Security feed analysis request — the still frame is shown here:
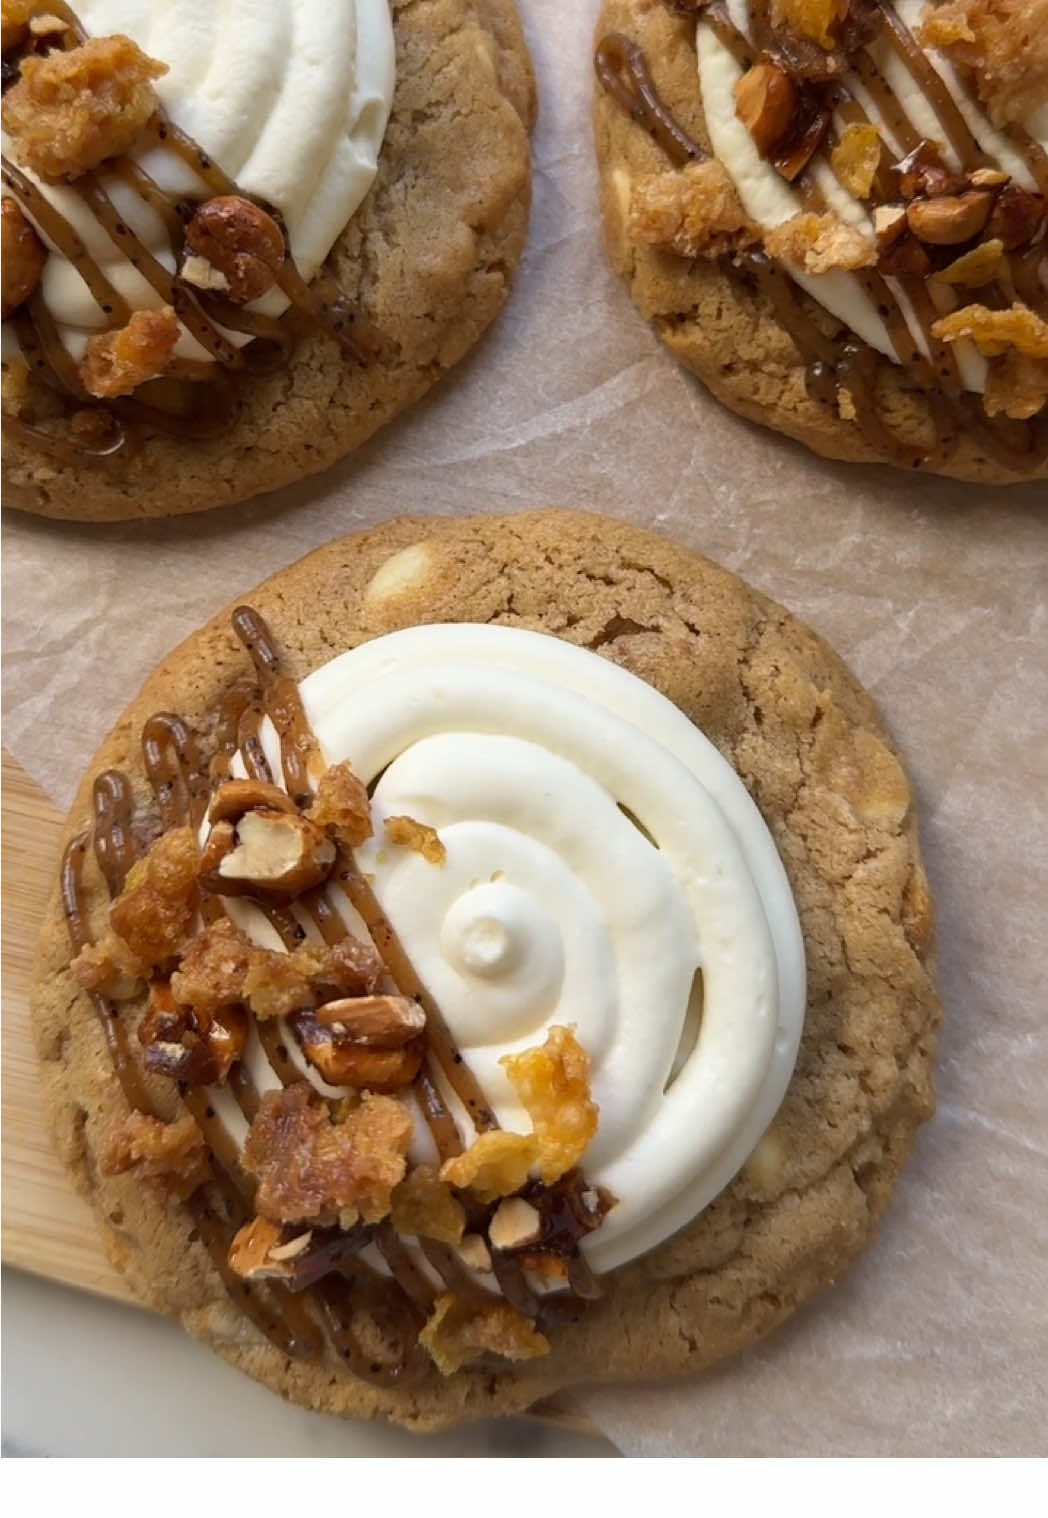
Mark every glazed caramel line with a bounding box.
[594,33,704,167]
[1,157,129,322]
[872,0,991,171]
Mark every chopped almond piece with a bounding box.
[419,1293,549,1376]
[764,212,876,273]
[983,351,1048,419]
[918,0,1048,129]
[2,34,167,181]
[440,1131,538,1203]
[227,1216,309,1280]
[830,123,881,199]
[108,826,198,967]
[930,302,1048,358]
[294,1013,423,1091]
[243,1083,412,1225]
[385,815,447,866]
[99,1111,209,1198]
[390,1165,466,1245]
[80,307,180,399]
[502,1026,599,1186]
[138,978,248,1086]
[628,160,758,260]
[307,760,372,849]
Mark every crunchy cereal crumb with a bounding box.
[771,0,847,49]
[29,13,68,37]
[307,760,373,850]
[80,306,179,398]
[70,929,145,999]
[99,1111,209,1199]
[227,1216,309,1280]
[1,355,31,417]
[440,1130,538,1203]
[170,919,253,1014]
[830,122,881,199]
[391,1165,466,1244]
[628,160,758,259]
[385,815,447,866]
[983,351,1048,419]
[179,253,231,294]
[241,935,384,1020]
[764,212,876,273]
[2,34,166,181]
[419,1293,549,1375]
[930,301,1048,358]
[918,0,1048,128]
[243,1083,412,1225]
[109,826,198,967]
[502,1025,599,1186]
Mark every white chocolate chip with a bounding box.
[363,543,434,612]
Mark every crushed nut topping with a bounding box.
[178,253,231,295]
[184,195,285,304]
[764,211,876,273]
[138,978,248,1085]
[830,122,881,199]
[502,1026,599,1187]
[294,1013,424,1090]
[243,1083,412,1226]
[419,1293,550,1376]
[906,189,993,246]
[99,1111,209,1199]
[385,815,447,866]
[243,936,386,1018]
[208,779,297,825]
[735,58,798,156]
[390,1165,466,1245]
[1,34,167,182]
[628,160,758,259]
[930,301,1048,358]
[200,808,336,901]
[108,826,198,968]
[1,196,47,319]
[306,760,373,850]
[80,307,180,399]
[227,1216,312,1281]
[918,0,1048,130]
[489,1196,543,1252]
[440,1130,538,1203]
[313,993,425,1046]
[983,351,1048,419]
[169,919,252,1014]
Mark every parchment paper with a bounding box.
[2,0,1045,1457]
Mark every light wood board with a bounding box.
[0,749,595,1435]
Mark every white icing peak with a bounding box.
[699,0,1048,395]
[4,0,395,359]
[228,625,806,1276]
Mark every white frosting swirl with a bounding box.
[3,0,395,360]
[230,626,806,1275]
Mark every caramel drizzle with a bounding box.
[63,608,605,1383]
[2,2,376,462]
[596,4,1048,472]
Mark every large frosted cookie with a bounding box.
[31,511,941,1429]
[593,0,1048,482]
[1,1,534,520]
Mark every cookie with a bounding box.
[1,0,534,520]
[31,510,941,1430]
[593,0,1048,483]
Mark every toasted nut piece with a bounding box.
[184,195,285,303]
[873,203,907,247]
[204,809,335,899]
[877,231,932,277]
[313,994,426,1048]
[208,778,296,825]
[734,58,797,156]
[1,196,46,318]
[179,253,230,293]
[457,1233,493,1273]
[228,1216,294,1280]
[906,190,993,245]
[986,184,1045,251]
[294,1013,423,1091]
[895,143,966,201]
[198,818,235,876]
[268,1229,314,1261]
[489,1197,543,1252]
[80,306,180,398]
[970,168,1010,188]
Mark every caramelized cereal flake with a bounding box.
[109,826,198,967]
[390,1165,466,1244]
[930,301,1048,357]
[170,919,253,1014]
[80,306,180,398]
[70,929,145,1000]
[385,815,447,865]
[2,34,167,181]
[440,1131,539,1203]
[243,1083,412,1225]
[628,160,758,259]
[99,1111,209,1199]
[502,1026,599,1186]
[420,1293,549,1376]
[307,760,372,849]
[830,123,881,199]
[983,351,1048,419]
[918,0,1048,128]
[771,0,848,49]
[764,211,876,273]
[1,196,47,319]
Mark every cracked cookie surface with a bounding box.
[31,509,941,1429]
[3,0,535,521]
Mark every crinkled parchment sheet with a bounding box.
[2,0,1045,1458]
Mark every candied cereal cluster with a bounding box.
[764,211,876,273]
[100,1111,209,1199]
[919,0,1048,129]
[80,308,180,399]
[628,160,758,259]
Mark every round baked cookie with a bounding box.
[593,0,1048,483]
[1,1,535,521]
[32,510,941,1430]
